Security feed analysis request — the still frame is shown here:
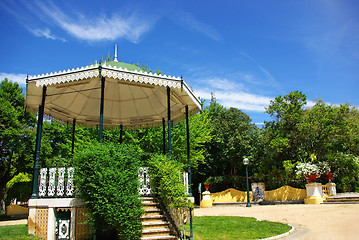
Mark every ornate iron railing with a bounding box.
[38,167,74,197]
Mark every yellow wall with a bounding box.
[264,185,306,201]
[6,205,28,216]
[211,188,253,203]
[210,185,306,203]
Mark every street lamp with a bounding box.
[243,158,252,207]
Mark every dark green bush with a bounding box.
[148,154,191,208]
[73,142,143,240]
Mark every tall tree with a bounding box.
[204,98,262,181]
[264,91,307,164]
[0,79,35,212]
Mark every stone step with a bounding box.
[142,228,173,238]
[141,196,178,240]
[326,196,359,200]
[142,221,170,230]
[323,196,359,204]
[141,235,177,240]
[142,201,159,206]
[141,214,167,222]
[143,208,162,216]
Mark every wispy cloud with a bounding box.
[1,0,157,43]
[26,26,66,42]
[0,73,27,86]
[35,1,155,43]
[171,11,222,41]
[193,77,271,112]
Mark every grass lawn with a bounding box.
[0,225,41,240]
[185,216,292,240]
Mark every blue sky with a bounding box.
[1,0,358,125]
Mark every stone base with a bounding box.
[200,199,213,208]
[304,196,323,204]
[28,198,90,240]
[200,191,212,208]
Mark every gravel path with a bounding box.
[194,204,359,240]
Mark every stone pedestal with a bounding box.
[304,182,323,204]
[200,191,212,208]
[326,182,337,196]
[28,198,89,240]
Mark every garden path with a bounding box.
[195,203,359,240]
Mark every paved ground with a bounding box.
[195,204,359,240]
[0,219,27,226]
[1,203,358,239]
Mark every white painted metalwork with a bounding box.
[57,167,66,197]
[58,219,70,239]
[183,172,189,195]
[138,167,151,196]
[48,168,57,197]
[38,168,48,197]
[66,167,74,196]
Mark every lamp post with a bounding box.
[243,158,251,207]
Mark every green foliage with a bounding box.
[148,154,191,208]
[200,98,263,191]
[329,153,359,192]
[5,173,32,205]
[73,143,144,239]
[263,91,359,191]
[0,78,36,213]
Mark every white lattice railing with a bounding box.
[38,167,189,198]
[138,167,189,196]
[38,167,74,197]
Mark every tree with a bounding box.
[263,91,359,191]
[264,91,307,164]
[200,98,263,191]
[0,79,36,213]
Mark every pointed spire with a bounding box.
[114,44,118,62]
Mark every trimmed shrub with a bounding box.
[148,154,191,208]
[73,142,143,240]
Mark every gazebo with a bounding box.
[25,51,201,239]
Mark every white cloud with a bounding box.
[26,27,66,42]
[172,11,222,41]
[201,78,244,91]
[194,86,271,112]
[0,73,27,86]
[2,0,156,43]
[36,2,154,43]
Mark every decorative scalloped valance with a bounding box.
[26,61,201,129]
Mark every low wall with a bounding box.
[6,205,29,216]
[210,185,306,203]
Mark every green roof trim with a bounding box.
[104,61,145,72]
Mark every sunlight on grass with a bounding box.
[185,216,291,240]
[0,224,41,240]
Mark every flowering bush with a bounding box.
[295,162,330,176]
[296,163,320,176]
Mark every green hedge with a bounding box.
[148,154,191,209]
[73,142,143,240]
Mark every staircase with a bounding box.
[323,195,359,204]
[141,197,178,240]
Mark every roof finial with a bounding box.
[114,44,118,62]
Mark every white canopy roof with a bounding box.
[26,61,202,129]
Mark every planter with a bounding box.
[304,182,323,204]
[204,183,210,191]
